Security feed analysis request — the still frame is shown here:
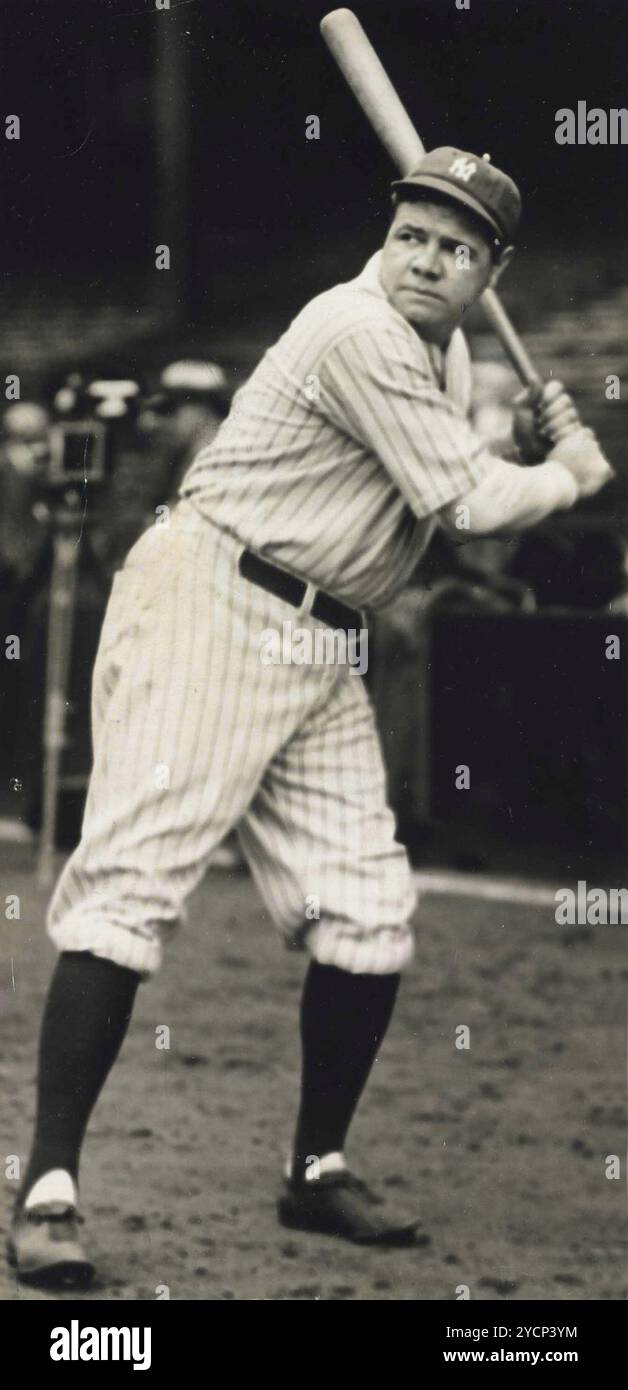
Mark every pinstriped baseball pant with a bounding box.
[47,498,416,977]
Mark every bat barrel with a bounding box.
[320,9,425,174]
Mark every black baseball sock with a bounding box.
[18,950,140,1205]
[292,960,400,1181]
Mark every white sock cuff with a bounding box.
[24,1169,78,1210]
[284,1151,347,1181]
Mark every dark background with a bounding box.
[2,0,627,255]
[1,0,626,330]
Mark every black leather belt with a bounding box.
[239,549,362,633]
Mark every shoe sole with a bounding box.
[7,1239,94,1290]
[277,1199,430,1248]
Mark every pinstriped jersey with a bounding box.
[180,250,497,610]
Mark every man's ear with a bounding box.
[489,244,515,289]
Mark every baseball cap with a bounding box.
[160,360,229,395]
[391,147,521,247]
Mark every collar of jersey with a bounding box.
[353,250,447,387]
[352,250,389,299]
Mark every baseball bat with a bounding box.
[320,8,543,392]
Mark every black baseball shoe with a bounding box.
[277,1170,429,1247]
[7,1201,94,1289]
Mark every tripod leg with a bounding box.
[37,531,79,887]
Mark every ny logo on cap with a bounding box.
[449,156,477,183]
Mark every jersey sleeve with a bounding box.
[318,322,498,519]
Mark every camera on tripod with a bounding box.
[47,375,141,488]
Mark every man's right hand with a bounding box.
[546,426,614,499]
[513,379,581,462]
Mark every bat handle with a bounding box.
[482,288,579,442]
[480,288,541,390]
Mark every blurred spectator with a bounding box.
[507,531,578,608]
[0,402,51,585]
[0,403,53,819]
[140,358,231,497]
[608,537,628,616]
[570,531,627,610]
[509,528,628,611]
[470,358,519,456]
[104,359,231,568]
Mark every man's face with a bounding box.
[379,198,511,345]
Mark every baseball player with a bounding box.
[8,148,611,1286]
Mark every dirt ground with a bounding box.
[0,842,625,1302]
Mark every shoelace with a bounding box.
[24,1206,84,1226]
[331,1173,382,1205]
